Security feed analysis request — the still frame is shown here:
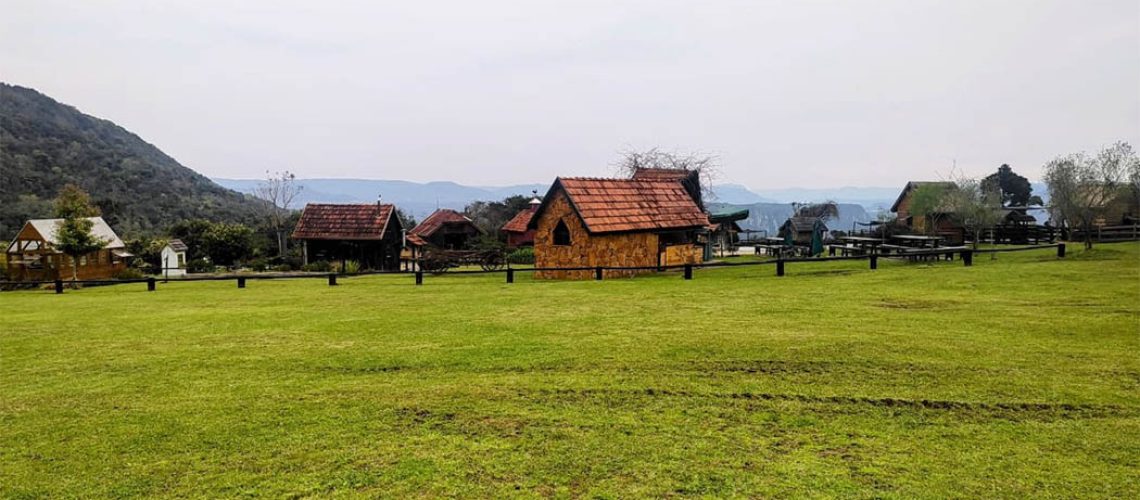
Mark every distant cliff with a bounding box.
[708,202,874,235]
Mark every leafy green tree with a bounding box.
[52,184,107,282]
[982,164,1043,207]
[1043,141,1138,249]
[202,222,254,266]
[945,177,1003,250]
[465,195,535,237]
[907,184,952,235]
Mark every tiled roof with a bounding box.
[631,167,695,181]
[405,233,427,246]
[292,203,395,240]
[544,177,709,234]
[501,206,537,233]
[167,239,189,252]
[410,209,476,237]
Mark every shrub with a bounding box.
[114,268,147,280]
[248,258,269,272]
[301,260,332,273]
[187,258,213,274]
[507,247,535,265]
[342,260,361,275]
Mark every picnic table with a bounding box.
[891,235,943,249]
[837,236,886,255]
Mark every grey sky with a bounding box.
[2,0,1137,189]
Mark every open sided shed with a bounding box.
[291,203,404,270]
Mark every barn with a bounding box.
[5,217,129,281]
[528,177,709,279]
[409,209,481,249]
[291,203,405,271]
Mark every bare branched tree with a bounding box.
[253,170,303,257]
[944,176,1003,250]
[612,147,720,202]
[1043,141,1136,249]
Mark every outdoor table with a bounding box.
[839,236,886,254]
[891,235,943,249]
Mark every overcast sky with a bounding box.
[2,0,1137,189]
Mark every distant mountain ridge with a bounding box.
[0,83,261,240]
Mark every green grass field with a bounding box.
[2,244,1138,498]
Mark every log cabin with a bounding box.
[5,217,129,281]
[409,209,481,249]
[528,177,709,279]
[890,181,965,243]
[291,202,405,270]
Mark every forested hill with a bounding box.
[0,83,261,240]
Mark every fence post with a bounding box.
[1057,243,1066,258]
[962,250,973,267]
[147,277,156,292]
[506,268,514,284]
[237,277,246,288]
[415,270,423,286]
[684,264,693,280]
[328,273,337,286]
[55,279,63,294]
[870,255,878,270]
[776,259,785,277]
[595,266,603,281]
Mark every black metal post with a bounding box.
[595,266,603,280]
[776,259,785,277]
[870,255,878,270]
[506,269,514,283]
[328,273,337,286]
[415,270,423,286]
[962,250,973,267]
[54,279,63,294]
[147,277,156,292]
[684,264,693,280]
[1057,243,1066,258]
[237,277,246,288]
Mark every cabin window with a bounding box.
[553,219,572,246]
[178,253,186,267]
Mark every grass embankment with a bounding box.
[1,243,1138,497]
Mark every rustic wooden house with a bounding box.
[501,197,542,247]
[409,209,481,249]
[890,181,964,241]
[5,217,129,281]
[528,177,709,279]
[779,216,828,255]
[291,203,404,270]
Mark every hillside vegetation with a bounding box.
[0,83,261,240]
[1,243,1137,497]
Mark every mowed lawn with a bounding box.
[2,244,1138,498]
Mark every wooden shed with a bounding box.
[779,216,828,256]
[409,209,482,249]
[291,203,404,270]
[5,217,129,281]
[528,177,709,279]
[501,198,542,247]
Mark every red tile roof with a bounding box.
[405,233,427,247]
[540,177,709,234]
[409,209,476,237]
[292,203,396,240]
[501,206,537,233]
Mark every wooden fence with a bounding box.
[0,244,1069,293]
[1069,224,1140,243]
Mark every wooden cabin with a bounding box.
[501,198,542,247]
[409,209,481,249]
[528,177,709,279]
[5,217,129,281]
[291,203,404,270]
[779,217,829,256]
[890,181,965,243]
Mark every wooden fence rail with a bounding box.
[1,244,1067,293]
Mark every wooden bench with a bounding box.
[827,244,864,257]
